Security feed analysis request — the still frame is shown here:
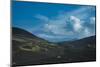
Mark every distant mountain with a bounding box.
[58,35,96,48]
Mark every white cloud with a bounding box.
[37,33,54,39]
[84,28,91,36]
[35,14,49,22]
[44,23,59,34]
[44,23,72,35]
[70,16,82,32]
[90,17,95,24]
[34,7,95,42]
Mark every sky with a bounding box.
[12,1,96,42]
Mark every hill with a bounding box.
[12,27,96,66]
[12,27,64,66]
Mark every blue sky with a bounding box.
[12,1,96,42]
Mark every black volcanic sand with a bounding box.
[12,27,96,66]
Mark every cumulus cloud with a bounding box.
[83,28,91,37]
[90,17,95,24]
[70,16,82,32]
[33,7,96,42]
[44,23,67,35]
